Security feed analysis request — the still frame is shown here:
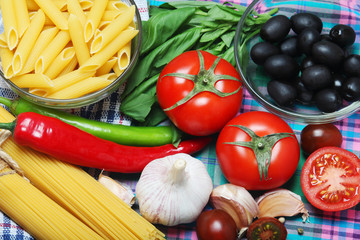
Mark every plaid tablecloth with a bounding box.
[1,0,360,239]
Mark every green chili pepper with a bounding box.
[0,97,181,147]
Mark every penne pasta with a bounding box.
[15,0,31,38]
[96,56,117,76]
[101,10,123,21]
[30,69,96,96]
[53,0,67,11]
[0,34,8,48]
[0,47,15,78]
[10,73,53,88]
[91,5,135,54]
[12,9,45,75]
[27,0,40,11]
[58,57,78,76]
[84,0,109,42]
[107,1,130,11]
[81,28,138,72]
[19,27,59,75]
[79,0,93,11]
[35,30,71,73]
[43,11,69,26]
[44,46,76,79]
[33,0,68,30]
[117,41,131,70]
[68,14,90,66]
[47,73,116,99]
[67,0,87,26]
[0,0,19,50]
[112,61,124,77]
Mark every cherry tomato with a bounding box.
[156,50,243,136]
[301,147,360,211]
[300,123,343,155]
[247,217,287,240]
[196,209,237,240]
[216,111,300,190]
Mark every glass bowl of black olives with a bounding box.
[234,0,360,123]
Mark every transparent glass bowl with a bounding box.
[234,0,360,123]
[0,0,142,109]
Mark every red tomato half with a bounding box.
[301,147,360,211]
[156,50,243,136]
[216,111,300,190]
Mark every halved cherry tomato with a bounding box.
[301,146,360,211]
[247,217,287,240]
[156,50,243,136]
[216,111,300,190]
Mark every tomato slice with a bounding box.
[301,146,360,211]
[247,217,287,240]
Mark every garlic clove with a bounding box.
[135,153,213,226]
[256,188,309,222]
[210,184,260,231]
[98,173,135,206]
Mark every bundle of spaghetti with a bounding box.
[0,138,104,240]
[0,106,165,240]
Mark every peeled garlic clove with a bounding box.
[98,173,135,206]
[256,188,309,222]
[210,184,259,231]
[135,153,213,226]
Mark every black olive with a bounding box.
[293,77,314,104]
[329,24,356,47]
[290,12,323,34]
[260,15,291,43]
[311,40,345,69]
[250,42,281,65]
[332,73,347,91]
[279,36,301,57]
[320,34,333,42]
[297,27,321,55]
[300,65,333,91]
[264,54,300,80]
[300,56,316,70]
[341,77,360,102]
[343,54,360,77]
[267,80,297,106]
[314,88,343,113]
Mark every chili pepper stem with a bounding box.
[0,96,13,108]
[0,120,16,133]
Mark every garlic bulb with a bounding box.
[210,184,259,233]
[98,172,135,206]
[256,188,309,222]
[135,153,213,226]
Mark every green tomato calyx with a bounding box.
[224,125,295,181]
[160,50,241,111]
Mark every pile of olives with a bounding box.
[250,12,360,113]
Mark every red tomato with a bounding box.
[196,209,237,240]
[156,50,243,136]
[216,111,300,190]
[247,217,287,240]
[301,147,360,211]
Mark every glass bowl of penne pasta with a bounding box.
[0,0,142,109]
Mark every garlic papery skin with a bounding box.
[210,183,259,232]
[135,153,213,226]
[98,173,135,206]
[256,188,309,222]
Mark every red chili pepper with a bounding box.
[1,112,211,173]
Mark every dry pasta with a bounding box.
[58,57,78,76]
[19,27,59,75]
[33,0,68,30]
[79,0,93,11]
[117,41,131,70]
[47,73,116,99]
[84,0,109,42]
[67,0,87,26]
[35,30,71,73]
[68,14,91,65]
[0,0,19,50]
[0,33,7,48]
[10,73,53,88]
[26,0,40,11]
[15,0,31,38]
[96,56,117,76]
[0,47,15,78]
[91,5,135,54]
[81,29,138,72]
[12,9,45,75]
[43,46,76,79]
[0,108,166,240]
